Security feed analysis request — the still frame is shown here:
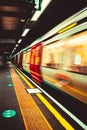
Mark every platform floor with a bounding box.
[0,62,87,130]
[0,62,52,130]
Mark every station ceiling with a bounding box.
[0,0,87,57]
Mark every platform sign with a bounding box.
[34,0,42,10]
[23,0,42,10]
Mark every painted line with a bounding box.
[10,68,52,130]
[37,93,74,130]
[15,67,87,130]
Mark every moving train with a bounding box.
[12,7,87,104]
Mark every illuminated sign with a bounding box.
[24,0,42,10]
[34,0,42,10]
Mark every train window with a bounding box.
[17,54,20,64]
[41,44,60,69]
[62,31,87,74]
[31,49,35,65]
[31,46,41,66]
[34,46,40,65]
[19,53,23,62]
[23,51,30,63]
[23,53,25,62]
[42,31,87,74]
[25,52,30,64]
[74,55,81,65]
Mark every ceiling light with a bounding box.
[22,28,30,37]
[18,39,22,43]
[21,19,25,22]
[31,0,52,21]
[15,44,19,47]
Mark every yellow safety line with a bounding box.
[11,68,52,130]
[36,93,74,130]
[16,69,34,89]
[15,68,75,130]
[10,69,29,130]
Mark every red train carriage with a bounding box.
[30,42,42,84]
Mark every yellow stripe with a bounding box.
[15,68,34,89]
[11,68,52,130]
[58,22,77,34]
[10,69,29,130]
[37,93,74,130]
[15,68,74,130]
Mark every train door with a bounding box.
[19,52,23,70]
[14,55,18,66]
[22,50,30,74]
[30,42,42,84]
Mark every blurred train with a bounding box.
[12,7,87,104]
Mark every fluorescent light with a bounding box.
[21,19,25,22]
[18,39,22,43]
[31,0,52,21]
[16,44,19,47]
[22,28,30,37]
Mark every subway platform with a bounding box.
[0,62,52,130]
[0,62,87,130]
